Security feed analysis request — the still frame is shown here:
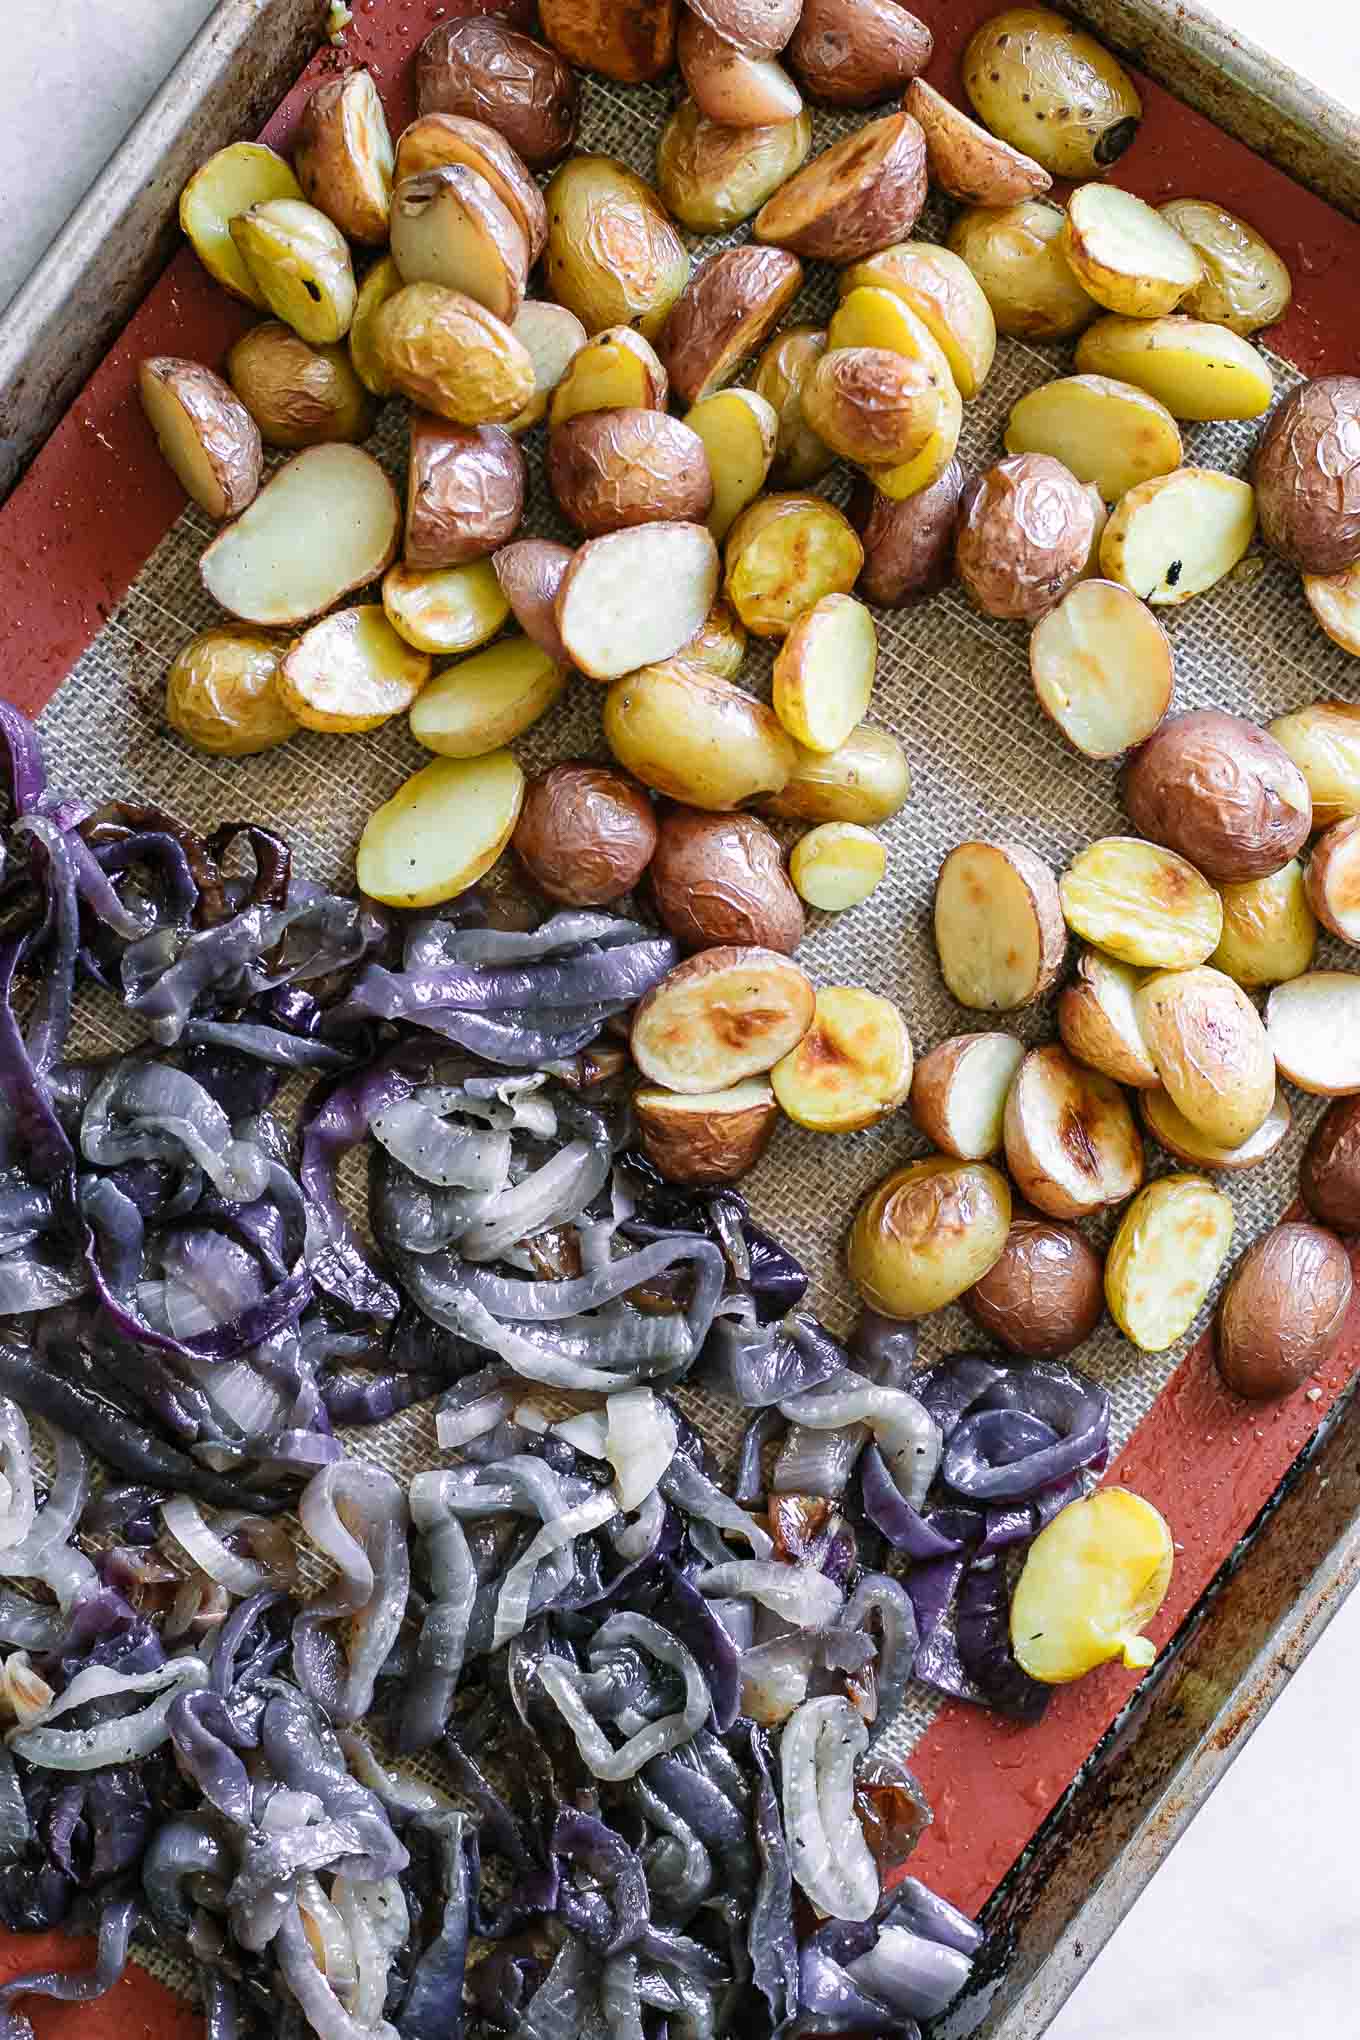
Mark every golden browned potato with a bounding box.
[1300,1094,1360,1233]
[651,809,803,953]
[179,142,302,305]
[824,283,962,497]
[229,200,356,346]
[409,637,566,757]
[635,1081,778,1185]
[278,605,432,733]
[165,629,298,757]
[394,113,548,262]
[934,838,1067,1010]
[558,523,720,680]
[842,242,996,400]
[1058,949,1158,1089]
[1212,861,1317,989]
[1268,700,1360,827]
[948,199,1097,342]
[906,78,1050,205]
[752,325,834,486]
[1266,971,1360,1095]
[786,0,932,105]
[349,255,402,395]
[1252,376,1360,574]
[1105,1173,1233,1353]
[1122,710,1311,884]
[513,762,657,904]
[389,166,530,325]
[632,946,816,1091]
[1304,817,1360,945]
[1304,563,1360,659]
[1003,1044,1143,1219]
[1031,580,1173,761]
[848,461,963,606]
[1061,184,1202,319]
[604,662,794,808]
[507,300,589,431]
[1100,468,1258,604]
[1135,965,1275,1148]
[659,246,804,408]
[138,357,262,520]
[910,1030,1024,1160]
[758,722,909,824]
[406,414,526,569]
[685,388,778,543]
[1005,375,1182,505]
[1012,1488,1172,1681]
[417,18,578,166]
[955,454,1098,623]
[1060,836,1222,970]
[383,559,509,657]
[771,986,912,1132]
[544,154,689,341]
[772,594,876,754]
[724,493,864,637]
[548,325,668,428]
[848,1156,1012,1317]
[753,112,928,263]
[1158,199,1292,336]
[680,599,747,678]
[538,0,677,81]
[199,444,400,627]
[1216,1224,1353,1399]
[657,100,811,234]
[1075,316,1273,421]
[292,68,394,245]
[789,823,886,911]
[227,323,373,449]
[677,15,805,126]
[800,344,954,471]
[372,283,535,424]
[1140,1085,1290,1173]
[962,7,1141,178]
[965,1206,1103,1358]
[548,409,713,535]
[493,540,573,663]
[357,750,526,908]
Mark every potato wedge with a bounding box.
[390,166,529,325]
[910,1031,1024,1160]
[724,494,864,638]
[506,301,588,432]
[227,323,373,449]
[681,600,748,679]
[632,947,815,1093]
[1099,467,1257,606]
[277,606,431,734]
[1305,818,1360,945]
[493,541,574,664]
[1136,965,1275,1147]
[383,560,508,656]
[417,19,578,168]
[660,247,804,408]
[405,415,525,571]
[789,822,885,910]
[165,629,298,758]
[1004,376,1182,506]
[1304,564,1360,658]
[771,986,912,1133]
[1122,709,1312,885]
[200,444,400,628]
[963,8,1141,180]
[758,722,909,824]
[684,388,778,543]
[752,326,835,486]
[947,198,1096,343]
[1158,199,1292,337]
[1216,1223,1353,1401]
[373,282,535,425]
[293,68,394,244]
[558,523,719,681]
[1141,1084,1290,1173]
[906,78,1050,205]
[394,113,548,262]
[179,143,303,306]
[650,809,802,952]
[549,409,713,536]
[1105,1174,1233,1353]
[1061,185,1201,319]
[772,595,876,754]
[1266,971,1360,1094]
[349,255,402,396]
[658,99,811,232]
[409,637,567,758]
[849,1157,1011,1317]
[848,462,963,607]
[1003,1044,1143,1219]
[677,15,805,126]
[635,1080,777,1185]
[357,750,526,908]
[687,0,800,59]
[956,455,1098,624]
[1074,315,1273,421]
[1057,949,1158,1088]
[230,199,356,345]
[1267,701,1360,828]
[138,357,262,520]
[1030,580,1172,761]
[786,0,932,105]
[604,663,794,809]
[543,155,689,341]
[1060,836,1222,969]
[548,326,668,430]
[965,1208,1104,1358]
[538,0,677,83]
[753,113,928,264]
[1212,861,1317,989]
[934,840,1066,1011]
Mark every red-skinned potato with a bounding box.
[493,540,574,663]
[548,409,713,535]
[631,946,816,1092]
[227,323,373,448]
[405,415,526,569]
[677,16,805,127]
[848,461,963,605]
[537,0,678,82]
[292,68,394,245]
[910,1031,1024,1159]
[393,114,548,262]
[1122,710,1312,883]
[1003,1043,1143,1218]
[417,18,578,167]
[786,0,932,106]
[512,763,657,905]
[1300,1095,1360,1232]
[1251,375,1360,575]
[966,1206,1104,1357]
[848,1156,1012,1317]
[659,246,804,407]
[1216,1223,1354,1399]
[686,0,802,60]
[1304,817,1360,944]
[955,454,1097,622]
[753,113,928,263]
[635,1080,778,1185]
[138,358,262,520]
[906,78,1050,204]
[650,809,803,953]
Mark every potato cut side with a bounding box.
[508,301,588,431]
[1060,836,1222,968]
[759,723,909,825]
[677,14,804,126]
[685,388,777,543]
[934,840,1067,1011]
[906,78,1050,206]
[773,594,876,754]
[409,637,568,758]
[1212,861,1317,989]
[138,357,262,520]
[200,445,400,628]
[1030,579,1173,760]
[1004,375,1182,504]
[724,494,863,638]
[910,1031,1024,1160]
[393,113,548,261]
[1305,817,1360,944]
[1061,184,1202,318]
[383,559,509,655]
[789,822,886,910]
[1058,948,1158,1088]
[493,540,573,663]
[1266,972,1360,1094]
[1075,315,1273,420]
[753,113,927,264]
[634,1081,778,1186]
[549,327,668,429]
[828,285,955,380]
[1141,1085,1290,1173]
[1011,1490,1171,1685]
[229,199,357,346]
[1003,1044,1143,1219]
[1105,1175,1233,1353]
[557,523,719,680]
[1267,701,1360,828]
[293,68,394,245]
[1135,966,1275,1148]
[841,242,996,401]
[178,142,303,305]
[349,255,402,395]
[390,166,529,325]
[771,986,912,1133]
[1304,564,1360,658]
[277,606,431,733]
[357,751,526,908]
[631,947,816,1093]
[1099,467,1257,605]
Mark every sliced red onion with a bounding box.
[780,1695,880,1922]
[338,937,677,1023]
[535,1610,708,1780]
[943,1362,1110,1501]
[771,1421,868,1499]
[81,1060,269,1203]
[297,1872,359,1994]
[492,1489,618,1648]
[694,1561,842,1628]
[860,1446,966,1557]
[160,1497,272,1596]
[275,1901,400,2040]
[660,1456,772,1560]
[779,1378,941,1509]
[294,1461,410,1725]
[334,1873,410,2029]
[0,1398,35,1550]
[740,1635,816,1726]
[8,1652,209,1768]
[955,1556,1051,1720]
[885,1877,985,1959]
[368,1097,511,1192]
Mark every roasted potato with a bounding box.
[513,762,657,905]
[1123,709,1311,885]
[1075,315,1273,421]
[634,1081,778,1185]
[848,462,963,607]
[650,809,803,953]
[229,200,356,346]
[1266,971,1360,1095]
[1061,184,1202,319]
[786,0,932,106]
[548,409,713,536]
[409,636,566,757]
[1212,860,1317,989]
[293,68,394,244]
[357,749,526,907]
[165,628,298,757]
[687,0,801,59]
[507,301,589,432]
[724,493,864,637]
[1157,200,1292,336]
[558,523,719,680]
[1300,1094,1360,1233]
[138,357,262,520]
[1306,818,1360,945]
[349,255,402,396]
[910,1030,1024,1160]
[604,662,794,808]
[1012,1489,1171,1682]
[417,18,578,166]
[492,540,573,664]
[1031,580,1172,762]
[955,454,1097,623]
[1003,1043,1143,1219]
[758,722,909,824]
[1268,700,1360,828]
[771,986,912,1132]
[1216,1224,1354,1399]
[948,199,1096,342]
[179,142,303,305]
[383,559,508,657]
[544,155,689,341]
[802,343,954,473]
[753,113,928,264]
[405,415,525,571]
[1141,1084,1290,1173]
[657,99,811,233]
[631,946,816,1092]
[1135,965,1274,1148]
[1252,375,1360,575]
[537,0,677,82]
[372,283,535,425]
[965,1206,1103,1358]
[842,243,996,400]
[773,594,877,754]
[227,323,373,448]
[677,16,805,126]
[1105,1173,1234,1354]
[962,7,1141,178]
[199,444,400,627]
[660,247,804,408]
[684,388,778,541]
[1005,375,1182,506]
[389,166,530,325]
[934,839,1067,1011]
[1101,467,1258,605]
[906,78,1049,205]
[1058,949,1158,1089]
[1060,836,1222,970]
[848,1157,1011,1317]
[789,822,886,910]
[277,606,431,733]
[1304,564,1360,659]
[548,325,668,430]
[680,599,748,678]
[393,113,548,262]
[752,326,835,487]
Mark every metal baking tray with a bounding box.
[1,2,1358,2032]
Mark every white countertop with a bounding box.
[2,0,1358,2031]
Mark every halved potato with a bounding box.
[138,357,262,519]
[905,78,1050,204]
[383,559,509,655]
[165,629,298,758]
[1305,818,1360,945]
[634,1080,778,1185]
[677,15,805,126]
[1061,185,1202,319]
[293,68,394,244]
[824,284,961,479]
[393,113,548,262]
[548,326,668,430]
[841,243,996,401]
[658,100,811,233]
[389,166,529,324]
[724,494,864,638]
[604,663,794,809]
[1212,861,1317,989]
[1266,971,1360,1094]
[771,986,912,1132]
[660,246,804,408]
[549,409,713,536]
[227,323,373,448]
[406,415,526,569]
[373,283,535,424]
[506,301,589,431]
[1030,580,1173,760]
[230,199,357,345]
[1141,1084,1290,1173]
[1074,315,1273,421]
[1003,1044,1143,1219]
[1157,199,1292,337]
[1105,1174,1233,1353]
[788,821,886,909]
[277,606,431,733]
[1122,709,1312,886]
[685,388,777,543]
[686,0,800,59]
[772,594,876,753]
[1004,376,1182,505]
[1267,701,1360,828]
[1012,1489,1171,1684]
[538,0,678,83]
[681,599,747,679]
[848,1157,1012,1318]
[631,947,816,1092]
[948,199,1097,343]
[199,444,400,627]
[493,540,573,664]
[1100,467,1257,605]
[963,8,1142,181]
[409,637,567,758]
[179,143,303,305]
[753,113,928,264]
[1304,564,1360,659]
[910,1031,1024,1160]
[966,1207,1104,1358]
[1057,949,1158,1088]
[758,723,909,824]
[349,255,402,395]
[543,154,690,340]
[786,0,932,106]
[357,751,526,907]
[416,18,579,168]
[752,326,834,486]
[1135,965,1275,1146]
[934,840,1067,1011]
[557,523,719,681]
[1060,837,1222,969]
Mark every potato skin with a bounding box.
[548,409,712,536]
[393,113,548,262]
[801,345,947,469]
[1122,710,1313,884]
[849,460,963,605]
[753,325,834,487]
[373,283,535,425]
[417,18,578,167]
[786,0,933,106]
[955,454,1097,622]
[753,113,928,264]
[759,722,909,824]
[1216,1223,1354,1399]
[292,69,393,245]
[659,246,804,407]
[165,629,298,756]
[1252,376,1360,575]
[604,662,795,810]
[657,100,812,235]
[1136,965,1275,1149]
[650,809,803,954]
[1300,1095,1360,1233]
[965,1207,1103,1357]
[538,0,677,82]
[405,415,526,569]
[138,357,263,519]
[687,0,801,59]
[962,7,1141,179]
[948,199,1096,342]
[634,1083,778,1185]
[512,762,657,905]
[226,322,373,447]
[848,1157,1011,1318]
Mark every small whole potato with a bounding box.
[965,1206,1104,1357]
[801,345,953,470]
[604,662,795,810]
[1136,965,1275,1149]
[1123,710,1313,884]
[512,763,657,905]
[227,322,374,448]
[1300,1095,1360,1233]
[650,809,803,953]
[955,454,1097,622]
[1216,1223,1354,1399]
[848,461,963,606]
[544,154,690,341]
[1252,375,1360,575]
[786,0,933,106]
[165,628,298,756]
[962,6,1141,178]
[417,18,578,167]
[848,1156,1012,1318]
[948,199,1096,342]
[548,408,712,535]
[405,415,526,569]
[657,100,812,235]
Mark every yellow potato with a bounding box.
[382,559,510,656]
[758,723,909,826]
[963,7,1142,180]
[277,606,431,732]
[848,1157,1011,1318]
[752,325,835,486]
[543,153,689,340]
[680,599,747,679]
[1135,965,1276,1147]
[1304,563,1360,659]
[603,662,794,810]
[179,143,303,305]
[409,637,567,757]
[507,300,588,431]
[373,282,535,425]
[684,388,777,543]
[548,326,668,429]
[229,199,357,345]
[947,199,1096,342]
[1060,837,1222,969]
[1004,375,1182,505]
[772,594,876,754]
[724,494,863,638]
[1011,1489,1172,1683]
[356,751,526,907]
[1157,199,1292,336]
[349,255,402,395]
[841,242,996,400]
[771,986,911,1132]
[1104,1173,1233,1352]
[1212,861,1317,988]
[1140,1085,1291,1174]
[1074,315,1273,421]
[935,840,1067,1010]
[1268,700,1360,826]
[1061,184,1202,319]
[788,822,885,911]
[1057,948,1158,1089]
[1099,468,1257,605]
[165,629,298,757]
